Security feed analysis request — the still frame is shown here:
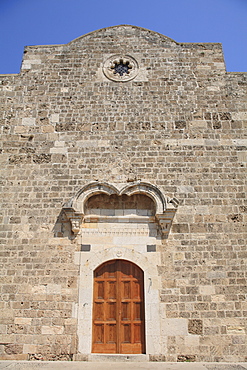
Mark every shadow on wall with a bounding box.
[85,193,156,216]
[53,209,74,239]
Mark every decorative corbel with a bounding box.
[155,197,179,236]
[63,207,83,235]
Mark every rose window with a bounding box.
[112,60,132,76]
[103,55,138,82]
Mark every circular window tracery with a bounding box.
[103,55,138,82]
[113,59,132,76]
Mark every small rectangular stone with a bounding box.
[161,319,188,336]
[46,284,61,294]
[14,318,32,325]
[23,344,37,354]
[50,147,67,154]
[41,326,64,335]
[199,286,215,295]
[50,114,59,122]
[22,118,36,126]
[54,141,65,147]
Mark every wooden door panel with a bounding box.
[95,265,106,278]
[122,324,131,343]
[121,302,131,321]
[132,281,141,299]
[107,261,117,277]
[106,302,117,321]
[94,324,104,343]
[121,261,131,277]
[133,302,141,320]
[133,266,142,280]
[107,281,116,299]
[106,323,117,343]
[122,281,131,299]
[92,260,145,354]
[133,323,142,343]
[96,281,105,299]
[94,302,104,320]
[120,342,142,354]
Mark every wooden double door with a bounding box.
[92,259,145,354]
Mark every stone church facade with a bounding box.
[0,25,246,362]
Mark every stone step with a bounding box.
[88,354,149,362]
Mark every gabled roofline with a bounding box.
[21,25,224,50]
[67,24,179,45]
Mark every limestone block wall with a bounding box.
[0,25,246,361]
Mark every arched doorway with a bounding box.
[92,259,145,354]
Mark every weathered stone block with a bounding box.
[4,344,23,355]
[177,355,196,362]
[161,319,188,336]
[188,319,203,335]
[22,118,36,126]
[41,326,64,335]
[149,354,166,361]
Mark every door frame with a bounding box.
[92,259,145,354]
[76,246,162,355]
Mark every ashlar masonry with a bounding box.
[0,25,246,362]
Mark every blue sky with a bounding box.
[0,0,246,74]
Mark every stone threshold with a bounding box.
[77,354,149,362]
